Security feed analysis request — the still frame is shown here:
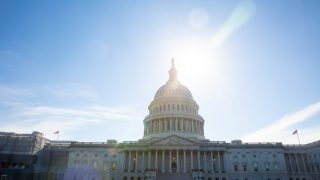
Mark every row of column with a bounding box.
[144,117,204,136]
[125,150,223,173]
[286,153,307,173]
[150,103,197,114]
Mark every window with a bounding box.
[234,164,238,171]
[265,163,270,171]
[112,162,116,171]
[273,153,277,158]
[243,164,247,171]
[253,162,259,171]
[93,161,98,169]
[103,160,108,170]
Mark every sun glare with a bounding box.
[169,39,220,88]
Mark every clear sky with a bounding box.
[1,0,320,144]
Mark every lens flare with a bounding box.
[210,0,256,48]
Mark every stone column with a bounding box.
[301,153,307,173]
[148,151,151,169]
[191,150,193,170]
[191,120,194,132]
[180,118,185,131]
[155,150,158,169]
[175,118,178,131]
[218,151,221,173]
[186,119,189,132]
[135,151,138,172]
[195,121,198,134]
[204,151,207,172]
[169,150,172,172]
[198,150,200,169]
[164,119,167,131]
[288,154,293,173]
[128,151,131,172]
[210,151,213,172]
[142,151,145,171]
[295,153,300,173]
[162,150,165,172]
[177,150,179,172]
[183,150,186,172]
[161,119,164,132]
[170,118,173,132]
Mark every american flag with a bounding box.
[292,130,297,135]
[54,131,59,134]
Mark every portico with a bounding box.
[123,136,225,174]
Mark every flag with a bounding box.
[54,131,59,134]
[292,130,297,135]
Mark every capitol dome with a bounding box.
[143,59,205,140]
[154,81,193,100]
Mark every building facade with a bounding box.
[0,61,320,180]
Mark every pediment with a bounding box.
[151,135,196,146]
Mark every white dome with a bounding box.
[143,59,205,141]
[154,81,193,100]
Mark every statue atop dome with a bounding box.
[168,58,178,82]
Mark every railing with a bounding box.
[70,141,116,145]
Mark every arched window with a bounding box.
[265,162,270,171]
[168,104,170,110]
[253,162,259,171]
[243,163,247,171]
[274,162,279,170]
[112,162,116,171]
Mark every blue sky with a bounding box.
[1,0,320,144]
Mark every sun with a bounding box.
[169,39,220,88]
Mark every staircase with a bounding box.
[156,172,193,180]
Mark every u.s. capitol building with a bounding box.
[0,61,319,180]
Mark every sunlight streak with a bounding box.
[210,0,256,48]
[242,101,320,144]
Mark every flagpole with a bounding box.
[56,133,59,141]
[296,131,301,145]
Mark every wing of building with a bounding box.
[0,60,320,180]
